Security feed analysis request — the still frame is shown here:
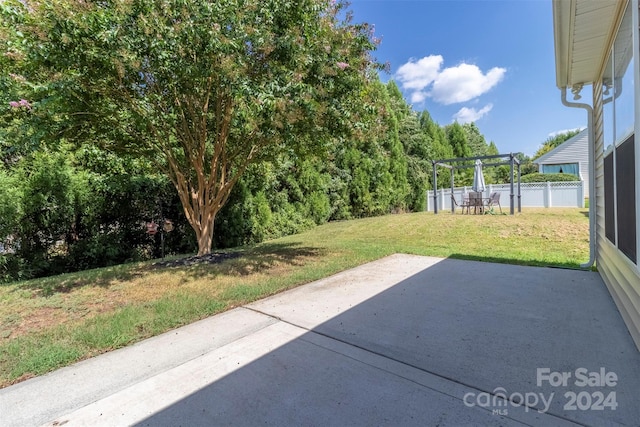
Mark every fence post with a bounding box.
[510,154,515,215]
[546,182,552,207]
[450,168,455,214]
[517,163,522,213]
[432,161,438,214]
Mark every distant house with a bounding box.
[533,128,590,197]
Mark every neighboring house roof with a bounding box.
[553,0,624,89]
[533,128,588,165]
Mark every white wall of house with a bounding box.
[533,129,590,197]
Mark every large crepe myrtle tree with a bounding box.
[1,0,380,255]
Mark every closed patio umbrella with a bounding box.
[471,159,486,213]
[472,159,486,193]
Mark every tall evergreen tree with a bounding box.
[462,123,489,157]
[417,111,452,191]
[446,122,472,159]
[444,122,473,185]
[487,141,500,156]
[386,82,431,210]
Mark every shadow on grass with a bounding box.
[14,263,148,297]
[13,242,326,298]
[155,242,326,281]
[446,252,592,270]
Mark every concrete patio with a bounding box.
[1,254,639,426]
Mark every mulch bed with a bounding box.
[152,252,242,268]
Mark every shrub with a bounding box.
[520,173,580,183]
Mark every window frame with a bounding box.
[599,0,640,269]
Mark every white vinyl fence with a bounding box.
[427,181,585,212]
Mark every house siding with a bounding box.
[553,0,640,351]
[594,81,613,250]
[593,59,640,351]
[598,242,640,348]
[535,129,590,197]
[594,80,605,258]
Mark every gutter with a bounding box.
[561,87,596,269]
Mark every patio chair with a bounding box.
[469,191,483,214]
[451,193,471,214]
[486,192,502,213]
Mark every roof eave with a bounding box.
[552,0,573,89]
[552,0,624,90]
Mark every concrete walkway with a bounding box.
[1,254,639,426]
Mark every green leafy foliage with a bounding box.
[444,122,474,185]
[1,0,382,255]
[387,83,430,211]
[520,173,580,183]
[0,146,195,282]
[462,123,488,157]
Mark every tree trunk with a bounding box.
[164,98,255,257]
[196,218,214,256]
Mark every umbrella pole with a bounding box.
[432,161,438,214]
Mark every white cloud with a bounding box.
[453,104,494,124]
[431,64,505,105]
[395,56,506,106]
[410,91,428,104]
[396,55,443,91]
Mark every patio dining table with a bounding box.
[468,192,488,214]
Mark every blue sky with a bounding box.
[348,0,588,157]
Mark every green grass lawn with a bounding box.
[0,208,590,387]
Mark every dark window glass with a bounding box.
[604,152,615,244]
[615,135,636,263]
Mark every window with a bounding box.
[602,55,614,153]
[600,1,637,265]
[541,163,579,176]
[604,153,615,244]
[616,135,636,263]
[613,4,635,145]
